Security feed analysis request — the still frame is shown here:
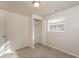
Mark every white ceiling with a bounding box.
[0,1,79,17]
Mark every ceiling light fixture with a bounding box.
[32,1,41,8]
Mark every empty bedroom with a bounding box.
[0,0,79,58]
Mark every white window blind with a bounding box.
[48,18,65,32]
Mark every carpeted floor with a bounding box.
[1,43,76,58]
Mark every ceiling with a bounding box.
[0,1,79,17]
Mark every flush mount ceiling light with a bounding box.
[32,1,41,8]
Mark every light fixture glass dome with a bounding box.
[32,1,41,8]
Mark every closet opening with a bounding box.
[34,19,42,47]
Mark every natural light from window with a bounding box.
[48,18,65,32]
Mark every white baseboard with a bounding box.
[29,44,34,49]
[47,45,79,58]
[12,44,30,51]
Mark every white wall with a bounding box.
[42,20,46,45]
[0,10,6,55]
[28,15,34,48]
[0,10,30,50]
[44,5,79,57]
[6,12,29,50]
[34,20,42,44]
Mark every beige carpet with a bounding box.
[1,43,76,58]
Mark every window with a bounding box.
[48,18,65,32]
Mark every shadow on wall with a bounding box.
[0,41,15,57]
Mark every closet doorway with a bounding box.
[34,19,42,45]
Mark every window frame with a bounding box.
[47,18,65,32]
